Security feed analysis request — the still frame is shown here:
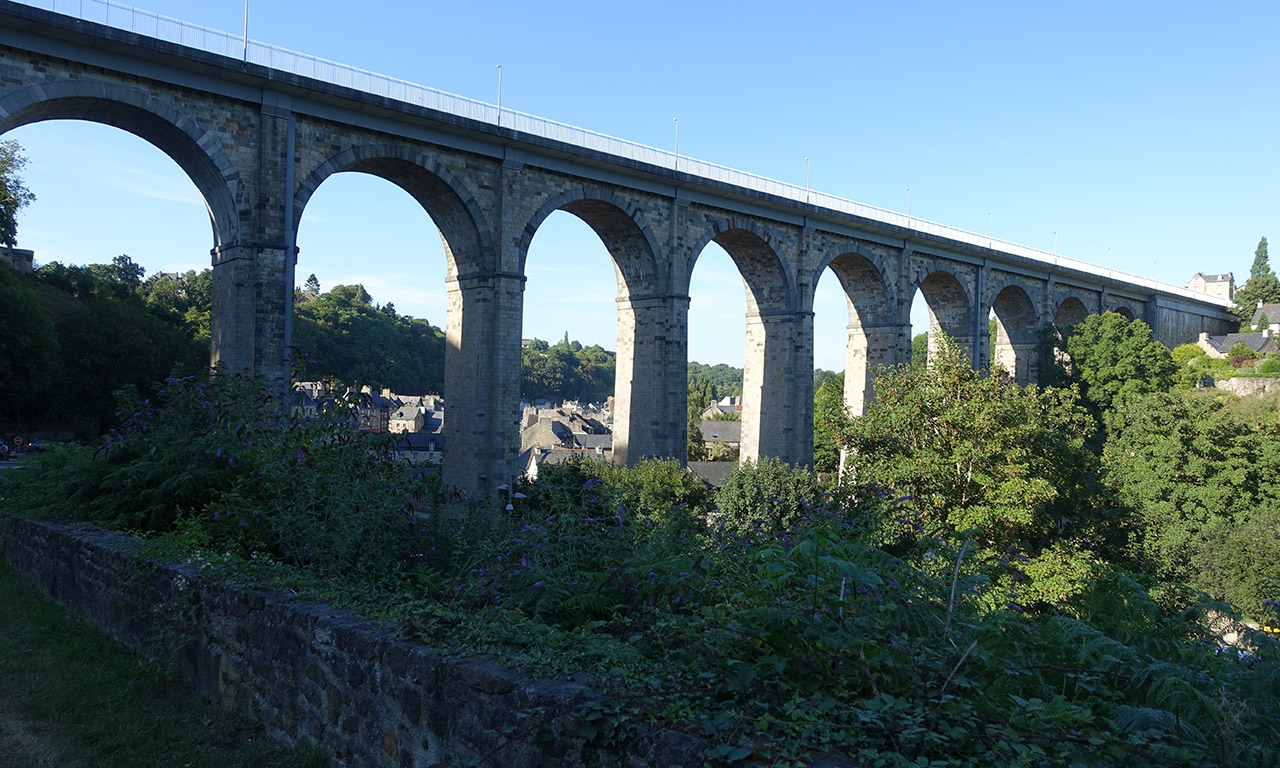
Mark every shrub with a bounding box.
[16,370,431,580]
[714,456,824,533]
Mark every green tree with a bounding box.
[0,265,58,425]
[715,456,824,533]
[1054,312,1175,434]
[687,361,743,396]
[0,139,36,248]
[686,376,717,461]
[844,335,1116,607]
[1232,237,1280,325]
[910,332,928,366]
[292,284,446,394]
[812,372,847,474]
[1104,389,1280,617]
[88,254,145,293]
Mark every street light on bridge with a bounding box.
[673,117,679,172]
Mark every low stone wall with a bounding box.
[1215,377,1280,397]
[1,518,723,767]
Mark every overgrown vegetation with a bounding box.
[6,360,1280,766]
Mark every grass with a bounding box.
[0,555,326,768]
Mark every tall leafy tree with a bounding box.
[812,372,847,474]
[910,332,928,366]
[0,139,36,248]
[1232,236,1280,325]
[1053,312,1175,437]
[844,336,1117,607]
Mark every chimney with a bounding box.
[1199,332,1210,343]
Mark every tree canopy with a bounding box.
[1052,312,1175,435]
[292,284,446,395]
[1232,236,1280,325]
[0,139,36,248]
[1,256,209,435]
[843,336,1117,607]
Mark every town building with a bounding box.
[1187,272,1235,301]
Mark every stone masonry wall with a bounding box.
[1215,377,1280,397]
[2,518,735,768]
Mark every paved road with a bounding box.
[0,457,31,474]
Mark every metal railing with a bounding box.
[10,0,1232,309]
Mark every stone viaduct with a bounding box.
[0,1,1237,495]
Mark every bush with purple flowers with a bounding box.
[12,369,432,580]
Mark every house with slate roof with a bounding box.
[1251,304,1280,334]
[389,405,424,434]
[1196,330,1279,359]
[393,432,444,465]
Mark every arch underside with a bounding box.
[826,252,897,416]
[0,86,238,248]
[990,284,1040,383]
[295,151,492,279]
[1054,296,1090,327]
[918,270,973,362]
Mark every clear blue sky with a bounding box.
[7,0,1278,370]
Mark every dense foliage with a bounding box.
[6,371,1280,765]
[812,371,846,473]
[10,371,430,580]
[842,337,1120,608]
[1233,237,1280,326]
[686,361,743,398]
[520,335,616,403]
[0,138,36,248]
[292,283,447,395]
[0,256,209,435]
[1104,388,1280,619]
[1050,312,1175,439]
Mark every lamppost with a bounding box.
[988,212,993,247]
[673,117,680,172]
[496,64,502,126]
[1054,231,1058,256]
[907,187,911,219]
[242,0,249,62]
[805,157,811,202]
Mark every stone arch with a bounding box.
[813,248,900,416]
[294,144,493,277]
[811,246,894,325]
[515,187,663,298]
[516,187,672,466]
[688,220,795,313]
[687,220,806,464]
[0,80,240,249]
[913,266,974,363]
[1054,296,1090,327]
[989,283,1041,383]
[1111,305,1136,320]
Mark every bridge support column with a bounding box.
[614,294,689,465]
[844,322,911,416]
[741,310,813,466]
[993,342,1041,383]
[443,272,524,498]
[210,242,291,379]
